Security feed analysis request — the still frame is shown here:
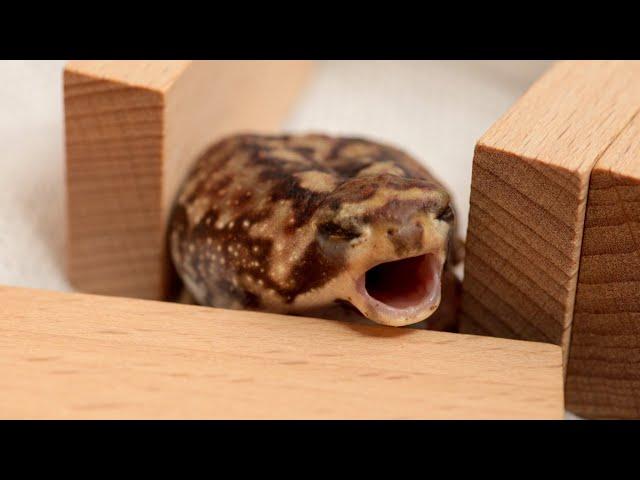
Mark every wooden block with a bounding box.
[0,286,563,419]
[566,113,640,418]
[460,61,640,367]
[65,60,312,300]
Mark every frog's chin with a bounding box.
[352,253,443,327]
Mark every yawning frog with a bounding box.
[170,134,461,329]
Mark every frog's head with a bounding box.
[307,173,454,326]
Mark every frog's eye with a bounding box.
[318,222,362,241]
[436,205,454,222]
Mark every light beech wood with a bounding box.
[566,112,640,419]
[460,61,640,369]
[0,286,563,419]
[65,60,313,300]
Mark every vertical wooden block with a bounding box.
[566,115,640,418]
[460,61,640,366]
[65,60,312,300]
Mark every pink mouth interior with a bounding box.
[364,254,439,309]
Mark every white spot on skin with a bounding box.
[242,219,250,229]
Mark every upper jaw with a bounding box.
[350,251,444,327]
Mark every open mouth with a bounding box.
[355,253,442,326]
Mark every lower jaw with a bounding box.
[352,253,443,327]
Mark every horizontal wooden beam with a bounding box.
[0,286,563,419]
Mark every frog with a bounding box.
[169,133,461,329]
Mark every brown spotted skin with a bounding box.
[170,134,460,328]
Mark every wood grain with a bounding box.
[460,61,640,368]
[0,286,563,419]
[65,60,313,300]
[566,112,640,419]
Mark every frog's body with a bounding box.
[170,134,460,328]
